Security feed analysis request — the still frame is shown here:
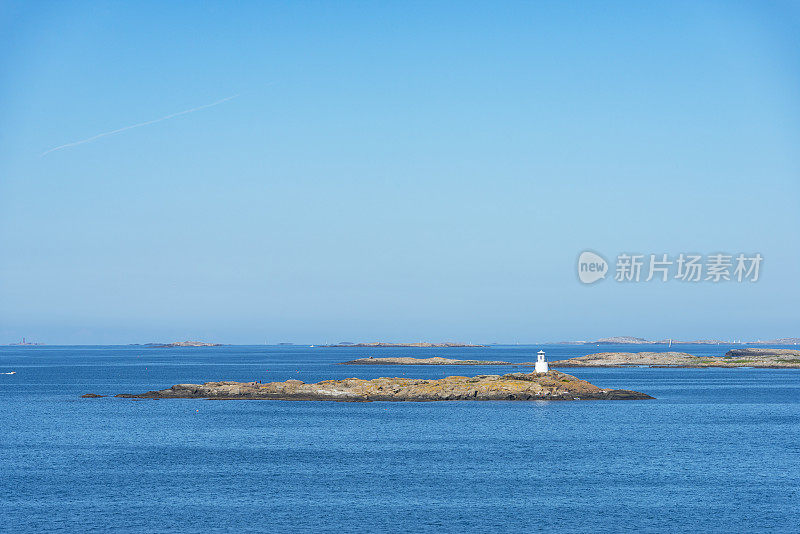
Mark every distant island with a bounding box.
[341,356,511,365]
[323,342,487,348]
[585,336,735,345]
[339,349,800,368]
[85,371,653,402]
[593,336,651,344]
[149,341,222,348]
[549,349,800,368]
[754,338,800,345]
[8,338,44,346]
[560,336,800,345]
[724,348,800,360]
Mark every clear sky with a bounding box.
[1,1,798,344]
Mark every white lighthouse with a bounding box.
[534,350,549,373]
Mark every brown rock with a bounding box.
[109,370,653,402]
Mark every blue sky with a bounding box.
[1,1,798,344]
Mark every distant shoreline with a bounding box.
[555,336,800,346]
[340,349,800,369]
[7,341,799,347]
[322,342,487,348]
[147,341,222,348]
[549,349,800,368]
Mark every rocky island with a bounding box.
[150,341,222,348]
[550,350,800,368]
[340,350,800,369]
[590,336,652,344]
[341,356,512,365]
[723,347,800,361]
[325,342,486,348]
[563,336,800,345]
[88,371,653,402]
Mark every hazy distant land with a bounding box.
[340,349,800,368]
[147,341,222,348]
[550,349,800,368]
[7,337,798,347]
[341,356,511,365]
[558,336,800,345]
[324,342,487,348]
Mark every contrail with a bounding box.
[40,94,239,157]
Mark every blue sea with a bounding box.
[1,344,799,533]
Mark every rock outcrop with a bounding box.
[341,357,512,365]
[723,348,800,360]
[551,352,700,367]
[102,371,653,402]
[551,351,800,368]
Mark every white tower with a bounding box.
[534,350,549,373]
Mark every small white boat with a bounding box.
[2,371,15,375]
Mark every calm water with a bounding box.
[1,344,799,533]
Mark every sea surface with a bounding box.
[1,343,799,533]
